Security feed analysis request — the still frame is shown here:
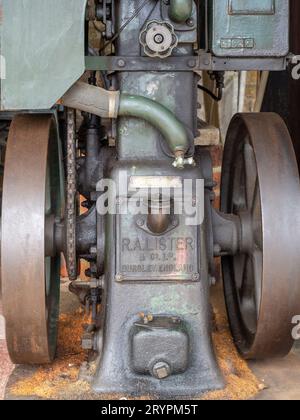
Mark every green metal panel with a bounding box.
[211,0,289,57]
[0,0,87,110]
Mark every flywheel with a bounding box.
[221,113,300,359]
[1,114,63,364]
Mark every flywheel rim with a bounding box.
[1,114,63,364]
[221,113,300,359]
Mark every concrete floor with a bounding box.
[250,351,300,400]
[0,301,14,400]
[1,289,300,400]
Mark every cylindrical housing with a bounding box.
[169,0,193,23]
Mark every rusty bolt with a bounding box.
[152,362,171,380]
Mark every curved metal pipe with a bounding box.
[62,82,189,158]
[119,94,189,155]
[169,0,193,23]
[61,82,120,119]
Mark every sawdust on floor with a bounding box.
[201,308,262,400]
[10,309,91,400]
[10,306,262,400]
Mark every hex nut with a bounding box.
[152,361,171,379]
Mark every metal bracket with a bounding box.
[85,53,288,72]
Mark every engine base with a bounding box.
[92,159,224,398]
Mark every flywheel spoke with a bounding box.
[221,113,300,359]
[243,142,257,210]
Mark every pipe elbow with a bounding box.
[61,83,190,161]
[118,94,189,156]
[61,82,120,119]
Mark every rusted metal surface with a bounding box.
[221,113,300,359]
[1,115,61,364]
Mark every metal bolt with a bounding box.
[90,246,97,255]
[115,273,123,282]
[187,59,196,68]
[117,59,126,68]
[137,218,144,227]
[192,273,200,281]
[184,157,196,166]
[82,334,94,350]
[152,362,171,380]
[172,155,185,169]
[186,18,194,27]
[173,155,196,169]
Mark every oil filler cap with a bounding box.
[139,20,178,58]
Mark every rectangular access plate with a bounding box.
[211,0,289,57]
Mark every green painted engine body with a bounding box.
[0,0,87,110]
[210,0,289,57]
[0,0,290,111]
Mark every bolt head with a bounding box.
[137,218,144,227]
[186,18,194,27]
[82,335,94,350]
[152,362,171,380]
[115,273,123,282]
[117,59,126,68]
[90,246,97,255]
[187,59,196,68]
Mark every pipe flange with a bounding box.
[139,20,178,58]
